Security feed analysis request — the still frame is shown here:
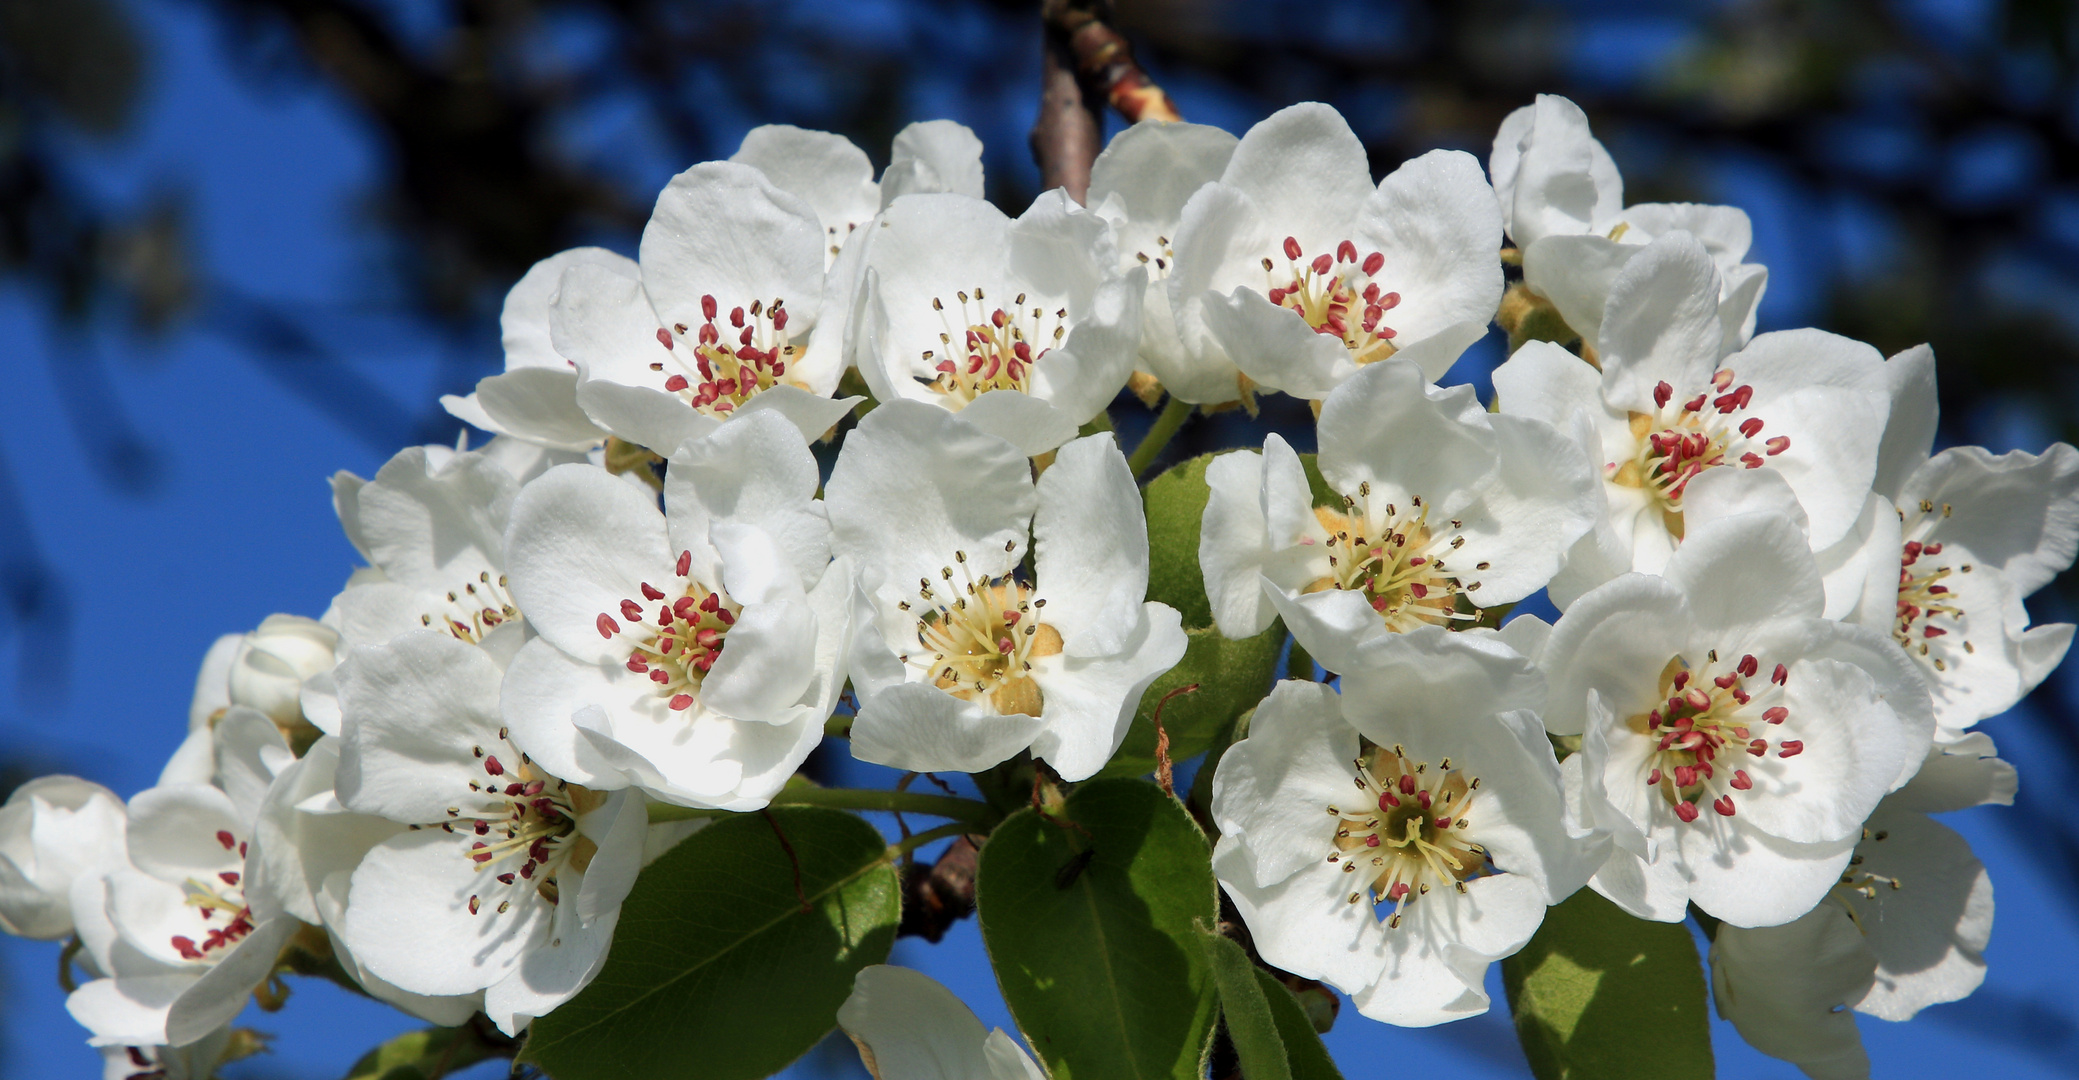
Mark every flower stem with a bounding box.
[1127,394,1194,477]
[647,787,1000,827]
[887,821,979,860]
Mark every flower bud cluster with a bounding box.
[5,97,2069,1080]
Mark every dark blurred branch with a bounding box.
[897,834,982,940]
[1031,0,1181,203]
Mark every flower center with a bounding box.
[416,570,519,644]
[651,293,799,417]
[917,288,1067,407]
[594,550,740,713]
[1832,824,1903,933]
[1894,500,1976,672]
[1302,484,1479,631]
[1610,371,1789,539]
[1131,235,1175,279]
[1262,236,1400,366]
[427,728,604,916]
[1626,652,1798,822]
[896,548,1063,717]
[169,828,252,962]
[1324,743,1487,928]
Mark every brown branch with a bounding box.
[1029,0,1182,204]
[897,834,984,941]
[1054,2,1183,125]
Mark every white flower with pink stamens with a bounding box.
[1211,631,1594,1027]
[332,631,647,1035]
[1493,232,1894,607]
[1710,735,2010,1078]
[1540,512,1935,928]
[1165,102,1503,405]
[849,191,1144,455]
[1199,356,1600,673]
[1492,93,1769,357]
[826,401,1186,781]
[500,410,852,810]
[545,161,862,457]
[66,711,300,1049]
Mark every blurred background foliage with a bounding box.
[6,0,2079,1073]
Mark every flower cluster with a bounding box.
[6,97,2069,1080]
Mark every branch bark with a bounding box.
[1029,0,1182,204]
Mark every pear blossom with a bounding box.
[1493,94,1767,357]
[331,631,647,1034]
[66,710,300,1048]
[1492,233,1893,605]
[730,120,985,270]
[836,965,1044,1080]
[827,401,1186,780]
[1540,512,1934,927]
[1199,357,1599,672]
[1710,738,2010,1079]
[0,776,128,939]
[1166,102,1503,405]
[548,161,861,457]
[1211,630,1591,1026]
[850,190,1144,454]
[1087,120,1239,391]
[442,248,625,452]
[501,410,850,809]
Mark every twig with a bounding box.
[762,809,812,914]
[1151,683,1200,799]
[1031,2,1106,203]
[1051,1,1183,125]
[898,834,984,941]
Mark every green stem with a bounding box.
[888,820,978,859]
[648,787,999,827]
[1127,395,1193,477]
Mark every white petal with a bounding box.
[1028,602,1188,781]
[730,383,861,441]
[1209,680,1360,888]
[1661,511,1826,636]
[838,965,1030,1080]
[1199,449,1280,639]
[1594,232,1723,413]
[1889,732,2015,813]
[165,917,296,1046]
[883,120,987,203]
[474,369,605,452]
[1845,805,1990,1021]
[126,786,243,884]
[730,125,879,244]
[573,376,717,458]
[1347,873,1549,1027]
[850,682,1045,775]
[1493,94,1622,247]
[1520,232,1636,348]
[505,463,671,666]
[953,391,1081,456]
[1089,121,1238,257]
[1352,149,1504,349]
[1034,433,1148,656]
[355,445,517,592]
[1537,573,1692,736]
[1679,815,1858,928]
[665,408,830,592]
[1207,285,1356,401]
[1710,903,1875,1076]
[503,248,639,371]
[335,631,517,822]
[1873,343,1939,501]
[1901,442,2079,597]
[640,161,825,333]
[344,827,555,997]
[1221,104,1376,247]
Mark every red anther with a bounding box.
[1433,816,1452,829]
[1924,543,1943,555]
[216,830,236,850]
[772,307,788,331]
[991,309,1009,328]
[1648,709,1663,729]
[1713,391,1740,413]
[1379,792,1400,809]
[1683,393,1708,412]
[1778,740,1804,758]
[716,608,736,625]
[996,636,1015,654]
[1713,369,1735,390]
[1399,774,1417,795]
[694,652,716,673]
[1772,664,1788,685]
[1673,670,1691,690]
[1762,707,1787,724]
[484,755,505,776]
[1371,597,1390,612]
[1324,313,1348,335]
[1740,418,1764,438]
[1267,288,1286,305]
[1283,236,1302,260]
[1003,610,1022,626]
[1362,304,1383,329]
[1713,795,1737,817]
[496,873,516,885]
[936,360,956,374]
[1362,251,1385,276]
[1377,291,1401,310]
[1407,583,1428,599]
[649,669,669,684]
[699,323,719,345]
[1685,687,1713,711]
[1730,770,1753,790]
[1653,381,1674,408]
[468,896,482,914]
[1365,833,1383,847]
[678,550,693,577]
[1647,767,1662,785]
[530,839,552,862]
[219,871,241,886]
[1362,282,1381,303]
[172,935,204,960]
[1674,765,1697,787]
[664,374,690,392]
[984,356,1002,381]
[966,355,986,375]
[1766,436,1790,455]
[1385,882,1409,902]
[717,377,739,396]
[658,636,677,655]
[1377,326,1397,339]
[1311,254,1333,275]
[1740,452,1763,469]
[700,593,720,612]
[696,628,723,649]
[620,599,643,621]
[520,860,537,879]
[1737,654,1758,677]
[730,306,745,328]
[1928,584,1949,595]
[1749,739,1768,756]
[657,604,674,626]
[656,327,675,351]
[1732,688,1751,704]
[1335,239,1357,264]
[702,294,718,321]
[674,596,698,619]
[1924,626,1948,638]
[597,613,620,638]
[505,783,525,797]
[1416,790,1432,809]
[1715,673,1739,689]
[669,693,694,711]
[1013,341,1032,362]
[474,820,491,835]
[1674,801,1701,822]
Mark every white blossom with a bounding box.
[333,631,647,1034]
[1167,102,1503,405]
[442,248,627,452]
[1540,512,1934,927]
[1492,233,1894,605]
[827,401,1186,780]
[836,965,1043,1080]
[0,776,128,940]
[501,410,850,809]
[1211,630,1591,1026]
[1493,93,1767,356]
[850,190,1143,454]
[1199,356,1599,672]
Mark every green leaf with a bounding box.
[521,808,900,1080]
[1143,453,1217,629]
[1295,453,1337,510]
[1502,889,1714,1080]
[1252,970,1344,1080]
[344,1026,501,1080]
[1099,623,1283,780]
[977,779,1220,1080]
[1199,932,1289,1080]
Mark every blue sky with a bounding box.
[1,1,2075,1077]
